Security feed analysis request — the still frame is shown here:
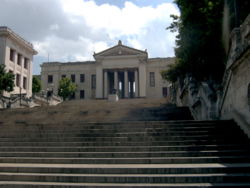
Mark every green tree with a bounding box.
[58,77,77,101]
[0,64,15,96]
[165,0,226,83]
[163,0,250,83]
[32,76,41,94]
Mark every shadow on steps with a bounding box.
[123,103,194,121]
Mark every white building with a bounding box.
[41,41,174,99]
[0,27,37,97]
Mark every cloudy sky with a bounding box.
[0,0,179,74]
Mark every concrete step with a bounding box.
[0,130,244,139]
[1,130,239,138]
[0,150,249,158]
[0,144,248,152]
[0,126,225,135]
[0,135,243,142]
[1,163,250,175]
[4,120,234,129]
[0,139,245,147]
[1,181,250,188]
[0,172,250,183]
[0,119,249,187]
[0,123,239,134]
[0,156,249,164]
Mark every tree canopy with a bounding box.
[162,0,250,83]
[58,77,77,101]
[0,64,15,95]
[32,76,41,94]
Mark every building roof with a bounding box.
[41,61,96,67]
[0,26,37,55]
[94,40,147,59]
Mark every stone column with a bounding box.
[124,70,129,98]
[95,66,103,99]
[139,64,146,97]
[104,71,108,98]
[134,70,139,97]
[114,71,118,91]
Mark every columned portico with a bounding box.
[94,40,148,99]
[102,69,139,99]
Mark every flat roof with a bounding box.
[0,26,37,54]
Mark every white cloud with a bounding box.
[0,0,179,74]
[62,0,179,38]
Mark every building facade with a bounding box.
[41,41,174,99]
[0,27,37,97]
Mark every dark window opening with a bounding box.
[80,74,85,83]
[71,74,75,83]
[17,54,22,66]
[10,49,15,62]
[150,72,155,87]
[80,90,85,99]
[91,74,96,89]
[16,74,20,87]
[48,75,53,83]
[23,77,27,89]
[24,58,29,69]
[162,87,168,97]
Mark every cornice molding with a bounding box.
[0,27,37,55]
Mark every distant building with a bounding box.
[41,41,174,100]
[0,27,37,97]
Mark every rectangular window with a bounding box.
[48,75,53,83]
[80,90,85,99]
[162,87,168,97]
[61,75,66,79]
[80,74,85,83]
[16,74,20,87]
[149,72,155,87]
[17,54,22,66]
[91,74,96,89]
[24,58,29,69]
[71,74,75,83]
[23,77,27,89]
[10,49,15,62]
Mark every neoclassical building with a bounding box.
[0,27,37,98]
[41,41,174,99]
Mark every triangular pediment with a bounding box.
[94,41,147,59]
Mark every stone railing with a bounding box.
[170,14,250,137]
[219,14,250,137]
[174,77,220,120]
[0,94,34,108]
[33,92,62,106]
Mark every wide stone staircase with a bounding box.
[0,118,250,187]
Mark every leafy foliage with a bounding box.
[163,0,249,83]
[58,77,77,101]
[0,64,15,94]
[32,76,41,94]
